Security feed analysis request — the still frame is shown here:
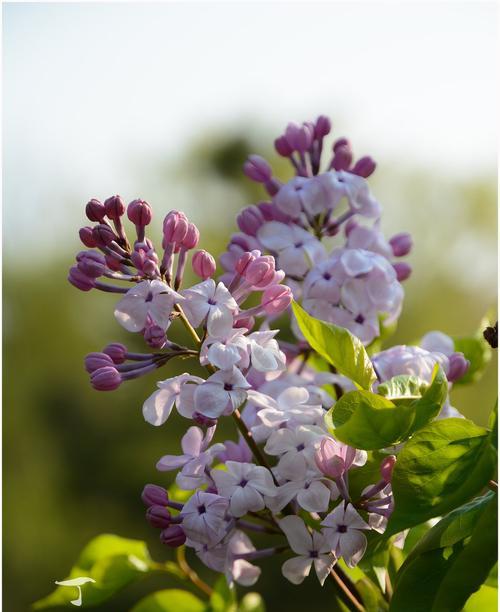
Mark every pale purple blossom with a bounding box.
[321,503,370,568]
[182,279,238,338]
[180,491,229,546]
[194,367,251,419]
[142,374,204,425]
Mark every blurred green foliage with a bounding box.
[3,132,497,611]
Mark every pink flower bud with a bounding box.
[163,210,189,244]
[79,226,97,248]
[331,143,353,171]
[85,352,114,373]
[142,484,169,507]
[262,284,292,315]
[182,223,200,250]
[127,199,152,226]
[160,525,186,547]
[274,135,294,157]
[90,366,122,391]
[104,195,125,220]
[243,155,272,183]
[380,455,396,483]
[236,251,257,275]
[389,232,413,257]
[333,137,349,152]
[237,205,265,236]
[68,265,96,291]
[146,505,172,529]
[352,156,376,178]
[76,250,106,278]
[244,256,275,288]
[105,253,121,271]
[192,249,216,279]
[143,325,166,349]
[234,315,255,331]
[315,438,346,479]
[103,343,127,364]
[393,262,412,282]
[85,198,106,222]
[447,352,470,383]
[344,219,359,237]
[92,224,116,247]
[314,115,332,138]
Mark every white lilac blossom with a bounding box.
[264,425,325,480]
[321,503,371,568]
[278,516,336,586]
[194,367,251,419]
[143,374,204,426]
[181,279,238,338]
[211,461,277,517]
[180,491,229,546]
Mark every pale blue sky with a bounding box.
[3,2,497,258]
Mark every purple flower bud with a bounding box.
[160,525,186,548]
[344,219,359,237]
[315,438,345,479]
[143,325,166,349]
[234,315,255,331]
[85,352,114,373]
[274,135,293,157]
[262,284,292,315]
[68,265,96,291]
[237,205,265,236]
[104,195,125,220]
[380,455,396,483]
[192,250,216,279]
[90,366,122,391]
[76,250,107,278]
[393,262,412,282]
[163,210,189,244]
[92,224,116,247]
[333,137,349,152]
[351,156,376,178]
[127,199,153,226]
[142,484,169,507]
[235,251,257,275]
[314,115,332,138]
[182,223,200,250]
[85,198,106,222]
[192,411,218,427]
[294,123,314,153]
[244,256,276,288]
[146,505,172,529]
[79,226,98,248]
[243,155,272,183]
[389,233,413,257]
[103,343,127,364]
[331,144,353,171]
[447,352,470,383]
[257,201,291,223]
[105,253,121,271]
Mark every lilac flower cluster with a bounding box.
[69,115,470,589]
[221,117,412,344]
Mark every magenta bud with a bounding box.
[333,138,349,153]
[352,156,376,178]
[192,411,218,427]
[257,201,291,223]
[245,256,275,288]
[146,505,172,529]
[447,352,470,383]
[262,284,292,315]
[68,265,96,291]
[104,195,126,220]
[234,316,255,331]
[237,205,265,236]
[163,210,189,244]
[160,525,186,548]
[85,351,114,373]
[380,455,396,483]
[85,198,106,222]
[105,253,121,271]
[243,155,272,183]
[142,484,169,507]
[315,115,332,138]
[92,224,117,247]
[103,343,127,364]
[393,262,412,282]
[79,226,98,248]
[294,124,314,153]
[274,135,293,157]
[90,366,122,391]
[143,325,166,349]
[192,249,216,279]
[235,251,257,275]
[389,232,413,257]
[182,223,200,250]
[128,199,152,226]
[76,250,107,278]
[315,438,345,479]
[332,144,353,171]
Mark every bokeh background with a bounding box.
[3,2,497,611]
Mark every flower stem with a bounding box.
[330,568,365,612]
[176,546,213,597]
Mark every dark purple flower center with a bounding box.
[355,314,365,324]
[296,443,305,451]
[239,479,248,488]
[309,550,319,558]
[337,524,348,533]
[198,504,206,514]
[294,242,304,248]
[224,383,233,391]
[323,272,331,280]
[145,292,153,303]
[208,298,216,305]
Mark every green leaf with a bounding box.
[390,493,496,612]
[463,585,498,611]
[292,301,376,390]
[327,390,415,450]
[209,575,236,612]
[406,366,448,435]
[388,419,496,535]
[33,534,157,609]
[131,589,206,612]
[238,593,266,612]
[356,578,389,612]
